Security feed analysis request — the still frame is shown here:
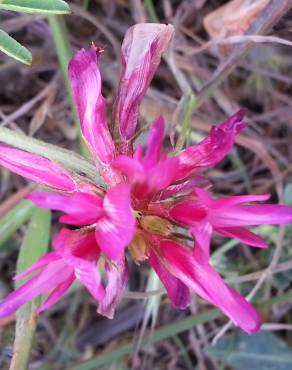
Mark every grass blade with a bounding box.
[71,309,221,370]
[0,29,32,65]
[9,208,51,370]
[0,0,70,14]
[0,127,103,185]
[0,200,35,248]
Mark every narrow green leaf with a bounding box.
[0,0,70,14]
[0,200,35,248]
[0,127,103,185]
[10,208,51,370]
[0,29,32,65]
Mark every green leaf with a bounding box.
[0,127,104,186]
[10,208,51,370]
[0,200,35,248]
[207,331,292,370]
[0,0,70,14]
[0,29,32,65]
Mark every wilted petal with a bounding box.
[114,23,174,140]
[68,47,114,164]
[143,116,165,168]
[210,204,292,228]
[0,145,76,191]
[160,240,262,333]
[28,191,103,226]
[149,249,191,309]
[176,110,246,180]
[95,183,136,260]
[215,226,267,248]
[98,256,128,318]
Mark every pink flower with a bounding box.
[0,23,292,334]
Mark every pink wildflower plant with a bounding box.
[0,23,292,333]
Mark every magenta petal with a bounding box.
[215,227,268,248]
[38,274,75,313]
[114,23,174,140]
[147,157,179,195]
[14,252,60,281]
[52,228,100,260]
[213,194,271,208]
[160,241,262,333]
[143,116,165,168]
[0,145,76,191]
[68,47,114,164]
[170,200,208,226]
[95,183,136,260]
[62,255,105,301]
[98,256,128,318]
[112,155,146,184]
[159,176,210,200]
[210,205,292,227]
[176,110,246,180]
[0,259,72,317]
[191,221,212,258]
[28,191,103,226]
[149,249,191,309]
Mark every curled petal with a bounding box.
[149,249,191,309]
[176,110,246,180]
[68,47,114,164]
[160,240,262,333]
[95,183,136,260]
[98,256,128,318]
[28,191,103,226]
[0,145,76,191]
[215,226,267,248]
[115,23,174,140]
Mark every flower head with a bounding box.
[0,23,292,334]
